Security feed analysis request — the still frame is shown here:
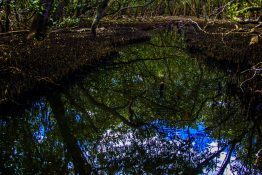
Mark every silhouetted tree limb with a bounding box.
[195,145,228,172]
[79,86,145,128]
[64,92,99,132]
[217,142,236,175]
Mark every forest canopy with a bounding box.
[0,0,261,36]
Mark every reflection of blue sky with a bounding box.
[111,74,143,86]
[149,119,215,152]
[0,119,7,127]
[14,100,241,174]
[24,99,239,174]
[133,75,144,83]
[111,78,120,85]
[75,114,81,122]
[145,119,237,174]
[30,100,53,143]
[33,125,46,143]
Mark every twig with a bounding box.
[240,62,262,92]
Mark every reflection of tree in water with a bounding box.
[1,28,261,174]
[90,122,229,174]
[1,100,70,174]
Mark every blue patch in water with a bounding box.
[148,119,215,152]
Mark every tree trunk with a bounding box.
[0,20,4,33]
[14,2,21,29]
[27,0,53,40]
[4,0,11,32]
[53,0,69,22]
[48,94,93,175]
[91,0,109,36]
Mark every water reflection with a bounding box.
[1,28,261,174]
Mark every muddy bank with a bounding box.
[183,22,261,66]
[0,27,149,105]
[80,16,261,65]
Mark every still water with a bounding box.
[1,28,261,174]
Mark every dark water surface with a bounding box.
[1,28,261,175]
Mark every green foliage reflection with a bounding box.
[1,28,261,174]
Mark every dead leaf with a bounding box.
[249,35,259,45]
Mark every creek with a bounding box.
[1,27,261,174]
